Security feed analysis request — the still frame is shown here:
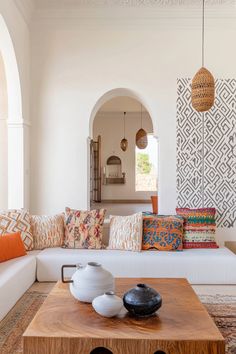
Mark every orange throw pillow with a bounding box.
[0,232,27,263]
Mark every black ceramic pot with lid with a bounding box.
[123,283,162,317]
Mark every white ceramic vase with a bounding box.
[62,262,114,303]
[92,291,124,318]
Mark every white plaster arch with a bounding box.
[0,15,24,209]
[0,15,22,122]
[89,87,158,138]
[88,87,159,208]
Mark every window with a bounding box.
[135,134,158,192]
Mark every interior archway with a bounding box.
[0,52,8,209]
[89,88,157,138]
[89,91,158,216]
[0,15,24,209]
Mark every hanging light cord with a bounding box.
[123,112,126,138]
[202,0,205,67]
[202,0,205,207]
[141,104,143,129]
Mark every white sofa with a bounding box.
[36,247,236,285]
[1,245,236,321]
[0,251,39,321]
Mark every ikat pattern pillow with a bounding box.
[142,213,184,251]
[108,212,143,252]
[0,209,33,251]
[31,214,65,250]
[176,208,218,249]
[64,208,106,249]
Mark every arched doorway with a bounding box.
[0,52,8,209]
[89,89,158,216]
[0,15,24,209]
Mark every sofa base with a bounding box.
[36,247,236,285]
[0,252,38,321]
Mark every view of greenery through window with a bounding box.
[135,134,158,192]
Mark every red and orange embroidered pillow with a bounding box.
[142,213,184,251]
[176,207,218,249]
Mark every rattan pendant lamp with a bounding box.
[136,104,148,149]
[191,0,215,112]
[120,111,128,151]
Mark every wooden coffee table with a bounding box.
[23,278,225,354]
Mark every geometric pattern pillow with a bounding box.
[64,208,106,249]
[31,214,65,250]
[176,208,218,249]
[142,213,184,251]
[108,212,143,252]
[0,210,33,250]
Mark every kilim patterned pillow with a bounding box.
[31,214,65,250]
[142,213,184,251]
[64,208,106,249]
[0,210,33,251]
[176,208,218,249]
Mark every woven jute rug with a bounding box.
[0,289,235,354]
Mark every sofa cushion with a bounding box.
[176,208,218,249]
[64,208,106,249]
[0,232,26,262]
[0,251,39,321]
[142,214,184,251]
[108,212,143,252]
[31,214,65,250]
[0,209,33,250]
[36,247,236,285]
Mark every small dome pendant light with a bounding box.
[120,111,128,152]
[191,0,215,112]
[136,104,148,149]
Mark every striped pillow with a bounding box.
[176,208,218,249]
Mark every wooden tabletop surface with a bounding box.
[23,278,224,342]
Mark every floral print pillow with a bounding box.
[63,208,106,249]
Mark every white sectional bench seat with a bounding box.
[36,247,236,285]
[0,251,39,321]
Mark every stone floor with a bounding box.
[91,202,152,216]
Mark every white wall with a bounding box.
[93,111,154,200]
[0,53,8,209]
[30,6,236,244]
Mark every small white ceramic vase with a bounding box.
[92,291,124,318]
[61,262,114,303]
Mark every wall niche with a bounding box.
[103,156,125,185]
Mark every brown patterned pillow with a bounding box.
[0,210,33,250]
[31,214,65,250]
[64,208,106,249]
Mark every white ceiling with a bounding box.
[14,0,236,26]
[17,0,235,12]
[33,0,234,7]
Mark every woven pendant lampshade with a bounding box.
[191,0,215,112]
[192,67,215,112]
[120,112,128,152]
[136,128,148,149]
[120,138,128,152]
[136,104,148,149]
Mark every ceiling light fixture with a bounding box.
[191,0,215,112]
[120,111,128,152]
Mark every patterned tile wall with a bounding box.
[177,78,236,227]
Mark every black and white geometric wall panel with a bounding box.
[177,78,236,228]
